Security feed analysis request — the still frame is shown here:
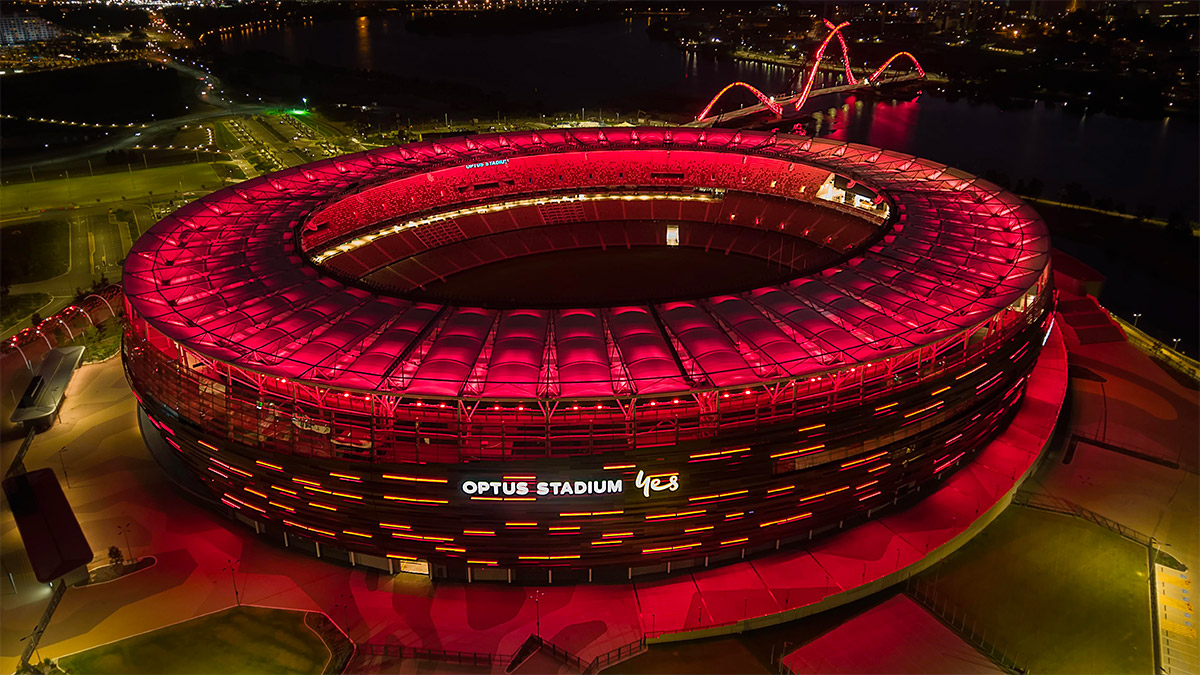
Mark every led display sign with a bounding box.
[459,470,680,499]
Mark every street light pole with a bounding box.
[223,558,241,606]
[1132,313,1142,328]
[532,590,542,638]
[1171,338,1181,352]
[59,447,69,488]
[117,522,134,563]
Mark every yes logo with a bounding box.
[634,470,680,498]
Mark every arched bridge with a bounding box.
[693,20,941,127]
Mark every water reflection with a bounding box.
[218,16,1196,219]
[356,16,372,71]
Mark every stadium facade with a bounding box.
[124,128,1053,583]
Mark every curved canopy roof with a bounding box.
[124,128,1049,401]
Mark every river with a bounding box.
[217,15,1198,350]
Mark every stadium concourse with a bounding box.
[121,127,1054,584]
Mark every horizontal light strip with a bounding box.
[689,447,749,460]
[956,363,987,380]
[313,192,721,263]
[645,509,706,521]
[904,401,943,418]
[799,485,849,502]
[642,542,701,554]
[382,474,447,484]
[770,444,826,460]
[383,495,448,505]
[391,533,454,542]
[760,512,812,528]
[841,452,888,470]
[688,489,748,502]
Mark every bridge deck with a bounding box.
[689,73,943,128]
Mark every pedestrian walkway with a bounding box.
[1159,565,1199,675]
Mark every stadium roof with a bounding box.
[124,128,1049,401]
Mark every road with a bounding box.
[5,55,268,173]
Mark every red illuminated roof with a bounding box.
[123,128,1049,401]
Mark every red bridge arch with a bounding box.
[696,82,783,122]
[697,20,929,121]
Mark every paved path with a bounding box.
[1157,564,1198,674]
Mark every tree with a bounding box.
[108,545,124,568]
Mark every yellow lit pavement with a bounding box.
[1159,565,1199,674]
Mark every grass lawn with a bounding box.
[167,126,211,150]
[215,122,245,152]
[0,292,52,331]
[1,164,221,214]
[0,220,69,286]
[917,505,1152,674]
[56,606,330,674]
[212,162,247,182]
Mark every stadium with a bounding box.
[122,127,1053,584]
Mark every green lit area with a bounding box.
[56,607,331,675]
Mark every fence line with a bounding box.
[1109,314,1199,381]
[582,636,647,674]
[1012,490,1153,547]
[356,634,646,674]
[905,577,1028,674]
[518,635,584,672]
[357,642,501,667]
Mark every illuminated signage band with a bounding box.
[463,159,509,169]
[461,479,622,497]
[460,471,681,499]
